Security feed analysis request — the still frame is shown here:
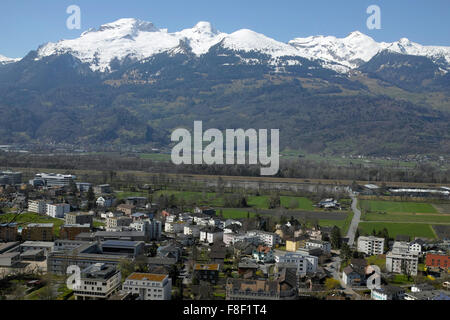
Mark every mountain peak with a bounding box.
[192,21,218,35]
[83,18,159,36]
[0,54,20,65]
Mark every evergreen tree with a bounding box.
[330,226,342,249]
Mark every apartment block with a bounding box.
[122,273,172,300]
[357,236,385,255]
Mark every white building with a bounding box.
[200,227,223,244]
[28,200,51,214]
[122,273,171,300]
[408,241,423,254]
[46,203,71,218]
[357,236,385,255]
[73,263,121,300]
[386,242,419,276]
[34,173,76,187]
[306,240,331,253]
[96,197,115,208]
[275,251,318,276]
[164,221,186,234]
[184,225,200,237]
[247,230,280,247]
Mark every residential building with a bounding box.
[252,246,275,263]
[22,223,54,241]
[371,285,405,300]
[425,253,449,271]
[200,227,224,244]
[194,263,220,284]
[65,212,94,227]
[46,203,71,218]
[117,204,136,216]
[357,236,384,255]
[76,182,92,192]
[106,216,132,231]
[286,238,301,252]
[184,225,200,237]
[0,171,22,185]
[164,221,186,234]
[386,242,419,276]
[96,196,115,208]
[73,263,121,300]
[122,273,171,300]
[342,266,365,287]
[247,230,280,247]
[306,240,331,253]
[274,251,318,276]
[409,240,424,254]
[28,200,51,214]
[405,290,450,300]
[226,278,296,300]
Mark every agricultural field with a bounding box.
[359,199,438,214]
[318,211,354,234]
[358,199,450,239]
[358,222,436,239]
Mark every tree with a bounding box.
[330,226,342,249]
[340,243,352,261]
[325,278,340,291]
[268,193,281,209]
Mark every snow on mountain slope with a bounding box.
[37,18,180,72]
[289,31,390,71]
[35,18,450,73]
[386,38,450,68]
[0,54,20,65]
[174,21,226,55]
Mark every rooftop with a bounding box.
[126,273,167,282]
[194,263,220,271]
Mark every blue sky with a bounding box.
[1,0,449,58]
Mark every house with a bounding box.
[274,251,318,276]
[342,266,365,287]
[225,278,295,300]
[286,238,302,252]
[371,285,405,300]
[106,216,132,231]
[194,263,220,284]
[116,204,136,216]
[246,230,280,247]
[409,239,425,254]
[122,273,171,300]
[73,263,122,300]
[252,245,275,263]
[96,196,115,208]
[194,207,216,216]
[317,198,340,209]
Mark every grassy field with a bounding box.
[318,211,354,234]
[0,212,64,237]
[219,209,256,219]
[359,222,436,239]
[362,212,450,224]
[359,199,438,214]
[366,255,386,270]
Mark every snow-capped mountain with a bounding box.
[0,54,20,65]
[34,18,450,73]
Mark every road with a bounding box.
[346,191,361,247]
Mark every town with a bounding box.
[0,169,449,301]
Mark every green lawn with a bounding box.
[360,200,438,214]
[280,196,315,210]
[359,222,436,239]
[115,191,148,200]
[220,209,256,219]
[366,255,386,269]
[0,212,64,237]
